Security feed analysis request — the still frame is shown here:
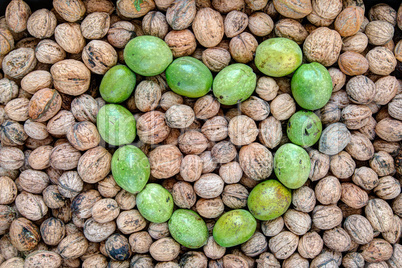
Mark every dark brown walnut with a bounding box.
[365,198,393,233]
[54,23,86,54]
[345,131,374,161]
[315,176,341,205]
[178,131,209,155]
[203,236,226,260]
[142,11,169,39]
[374,176,400,200]
[51,199,73,223]
[201,116,228,142]
[229,32,258,63]
[0,176,17,205]
[272,0,312,19]
[43,185,66,209]
[196,197,224,218]
[361,239,393,263]
[35,39,66,64]
[202,47,231,72]
[40,217,65,246]
[107,21,136,49]
[149,145,182,179]
[269,231,299,260]
[71,189,101,219]
[303,27,342,67]
[15,191,47,221]
[5,0,31,33]
[160,91,183,111]
[84,0,115,14]
[166,0,196,31]
[83,218,116,242]
[239,142,273,181]
[219,161,242,184]
[342,32,368,53]
[224,10,248,38]
[370,151,395,177]
[150,237,180,262]
[352,166,379,190]
[270,93,296,121]
[180,154,202,182]
[47,110,76,137]
[71,94,99,123]
[338,51,369,76]
[334,6,364,37]
[53,0,86,22]
[373,75,398,105]
[298,231,323,259]
[194,173,224,199]
[346,75,375,105]
[97,175,120,198]
[375,118,402,142]
[18,169,49,194]
[194,95,220,120]
[51,59,91,96]
[0,78,18,105]
[28,88,62,123]
[312,205,343,230]
[80,12,110,39]
[221,183,248,209]
[57,233,89,260]
[0,120,28,146]
[21,70,53,95]
[0,146,24,170]
[366,47,397,76]
[50,143,81,170]
[129,231,152,254]
[137,111,170,144]
[92,198,120,223]
[164,29,197,58]
[192,8,224,47]
[2,48,36,79]
[274,19,307,45]
[330,151,355,179]
[9,217,40,251]
[116,0,155,19]
[292,186,316,213]
[0,28,14,56]
[365,21,394,45]
[82,40,117,75]
[67,121,100,151]
[323,227,351,252]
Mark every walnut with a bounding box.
[238,142,273,181]
[0,177,17,205]
[165,105,194,129]
[374,176,400,200]
[164,29,196,58]
[369,3,397,25]
[261,217,283,238]
[255,252,280,267]
[128,231,152,254]
[274,19,308,45]
[298,231,323,259]
[240,96,269,121]
[229,32,258,63]
[345,131,374,161]
[192,8,224,47]
[166,0,196,30]
[137,111,170,144]
[319,123,351,155]
[82,40,117,75]
[149,145,182,179]
[374,75,399,106]
[80,12,110,40]
[270,93,296,121]
[382,215,401,244]
[42,185,66,209]
[366,47,397,76]
[18,169,49,194]
[51,59,91,96]
[51,199,73,223]
[46,110,75,137]
[199,151,217,174]
[150,237,180,262]
[116,0,155,19]
[365,21,394,45]
[35,39,66,64]
[194,173,224,198]
[91,198,120,224]
[97,175,120,198]
[272,0,312,19]
[54,23,86,54]
[0,28,14,56]
[305,27,343,67]
[342,104,372,129]
[180,154,203,182]
[178,131,209,155]
[335,6,364,37]
[53,0,85,22]
[194,95,220,120]
[115,190,136,210]
[40,217,65,246]
[203,236,225,259]
[312,205,343,230]
[171,181,196,208]
[196,197,224,218]
[5,0,31,33]
[221,183,248,209]
[239,232,267,258]
[269,231,299,260]
[2,48,36,79]
[0,78,18,105]
[20,71,51,95]
[50,143,81,170]
[365,198,393,233]
[71,94,99,123]
[15,191,48,221]
[246,12,273,37]
[227,115,258,146]
[83,218,116,243]
[375,118,402,142]
[9,217,40,251]
[342,32,368,53]
[219,161,242,184]
[0,146,23,171]
[26,9,57,39]
[77,146,111,183]
[210,140,236,164]
[330,151,355,179]
[290,186,315,213]
[346,75,375,105]
[141,11,168,39]
[323,227,351,252]
[314,176,341,205]
[284,209,311,236]
[107,21,136,48]
[201,116,228,142]
[361,239,393,263]
[0,120,28,146]
[338,51,369,76]
[159,92,183,111]
[57,233,89,260]
[352,166,379,191]
[223,10,247,38]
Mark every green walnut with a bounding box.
[287,110,322,147]
[168,209,208,249]
[136,183,174,223]
[291,62,333,110]
[213,63,257,105]
[165,56,213,98]
[100,65,136,103]
[274,143,311,189]
[213,209,256,248]
[255,38,303,77]
[124,35,173,76]
[97,104,136,146]
[247,180,292,221]
[111,145,150,194]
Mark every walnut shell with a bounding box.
[0,78,18,105]
[35,39,66,64]
[166,0,196,30]
[273,0,312,19]
[54,23,86,54]
[365,198,393,233]
[18,169,49,194]
[83,217,116,242]
[53,0,86,22]
[224,10,248,38]
[84,0,115,14]
[77,146,111,183]
[20,70,52,95]
[365,21,394,45]
[274,18,308,45]
[149,237,180,262]
[0,146,24,170]
[71,189,101,219]
[0,257,25,268]
[71,94,99,123]
[194,95,220,120]
[344,215,375,246]
[28,88,61,123]
[361,239,393,263]
[142,11,169,39]
[180,154,203,182]
[219,161,242,185]
[382,215,401,244]
[178,130,209,155]
[330,151,355,179]
[374,176,400,200]
[315,176,341,205]
[2,47,36,79]
[369,3,397,25]
[0,28,14,56]
[366,47,397,76]
[0,176,17,205]
[247,12,273,37]
[375,118,402,142]
[323,227,351,252]
[291,186,315,213]
[5,0,31,33]
[201,116,228,142]
[334,6,364,37]
[128,231,152,254]
[345,131,374,161]
[203,236,225,259]
[115,190,136,211]
[81,12,110,39]
[137,111,170,145]
[342,32,368,53]
[97,175,120,198]
[0,120,28,146]
[298,231,323,259]
[196,197,224,218]
[312,205,343,230]
[9,217,40,251]
[228,115,258,146]
[15,191,48,221]
[57,233,89,260]
[338,51,369,76]
[374,75,398,106]
[346,75,375,105]
[229,32,258,63]
[23,122,49,145]
[149,145,182,179]
[164,29,197,58]
[201,47,230,72]
[319,123,351,155]
[40,217,65,246]
[340,183,369,209]
[284,209,311,236]
[270,93,296,121]
[255,252,280,268]
[51,59,91,96]
[221,183,248,209]
[27,9,57,39]
[352,166,379,191]
[135,80,162,112]
[50,143,81,170]
[43,184,66,209]
[47,110,76,137]
[194,173,224,199]
[269,231,299,260]
[240,96,270,121]
[192,8,224,47]
[67,121,100,151]
[92,198,120,223]
[238,142,273,181]
[107,21,136,48]
[171,181,196,208]
[82,40,117,75]
[116,0,156,19]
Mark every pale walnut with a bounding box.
[366,47,397,76]
[224,10,248,38]
[346,75,375,105]
[268,231,299,260]
[194,95,220,120]
[365,21,394,45]
[2,48,36,79]
[137,111,170,144]
[164,29,197,58]
[0,28,13,56]
[77,146,112,183]
[107,21,136,48]
[249,12,274,37]
[51,59,91,96]
[239,142,273,181]
[202,47,231,72]
[270,93,296,121]
[82,40,117,75]
[53,0,86,22]
[5,0,31,33]
[27,9,57,39]
[240,96,270,121]
[194,173,224,199]
[323,227,351,252]
[211,0,244,13]
[365,198,393,233]
[375,118,402,142]
[54,23,86,54]
[5,98,29,122]
[165,105,194,129]
[229,32,258,63]
[135,80,162,112]
[342,32,368,53]
[312,205,343,230]
[166,0,196,30]
[35,39,66,64]
[284,209,312,236]
[275,19,308,45]
[272,0,312,19]
[148,145,182,179]
[228,115,258,146]
[142,11,169,39]
[192,8,224,48]
[298,232,323,259]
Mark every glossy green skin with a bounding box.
[247,180,291,221]
[166,57,213,98]
[287,111,322,147]
[111,145,150,194]
[213,63,256,105]
[291,62,333,110]
[136,183,174,223]
[168,209,208,249]
[97,104,136,146]
[213,209,257,248]
[124,36,173,76]
[255,38,302,77]
[100,65,136,103]
[274,143,311,189]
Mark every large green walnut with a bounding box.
[111,145,150,194]
[274,143,311,189]
[165,56,213,98]
[136,183,174,223]
[168,209,209,249]
[255,38,303,77]
[213,209,256,248]
[99,65,136,103]
[96,104,136,146]
[213,63,257,105]
[247,180,291,221]
[287,110,322,147]
[124,35,173,76]
[291,62,333,110]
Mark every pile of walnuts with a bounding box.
[0,0,401,267]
